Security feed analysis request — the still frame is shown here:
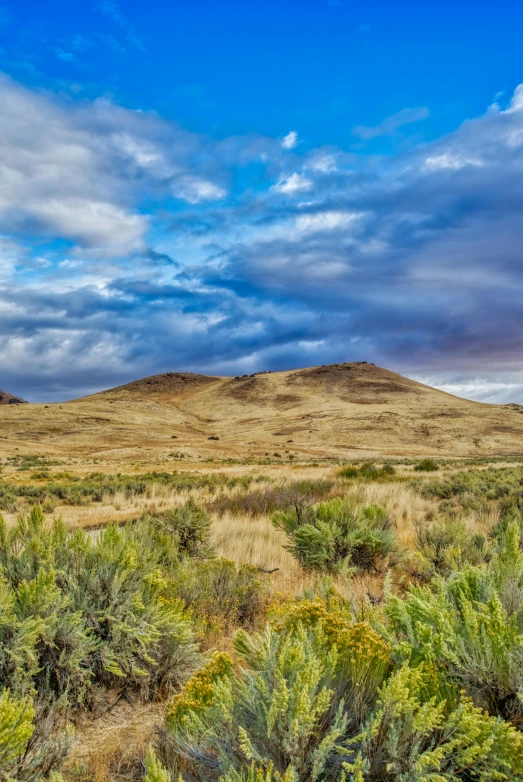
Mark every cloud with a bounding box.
[281,130,298,149]
[2,76,523,403]
[0,74,235,254]
[175,177,226,204]
[353,106,429,140]
[272,172,313,194]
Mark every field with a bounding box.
[2,366,523,780]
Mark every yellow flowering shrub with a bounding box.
[167,652,234,727]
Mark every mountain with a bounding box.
[0,389,26,405]
[1,363,523,461]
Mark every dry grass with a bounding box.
[1,361,523,463]
[64,700,163,782]
[211,510,310,595]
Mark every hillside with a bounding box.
[1,362,523,462]
[0,389,26,405]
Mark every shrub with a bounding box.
[339,464,396,482]
[343,664,523,780]
[0,690,70,781]
[414,458,439,472]
[273,498,398,573]
[415,518,491,575]
[0,506,201,705]
[162,603,390,781]
[168,559,267,636]
[385,520,523,726]
[160,599,523,781]
[144,498,213,558]
[418,465,523,519]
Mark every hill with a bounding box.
[1,362,523,462]
[0,389,26,405]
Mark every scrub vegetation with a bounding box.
[1,459,523,780]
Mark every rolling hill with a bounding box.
[1,362,523,462]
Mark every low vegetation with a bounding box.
[1,459,523,780]
[0,470,256,512]
[273,496,398,573]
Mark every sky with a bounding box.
[1,1,523,402]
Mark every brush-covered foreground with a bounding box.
[1,459,523,781]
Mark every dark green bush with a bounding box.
[144,498,213,558]
[339,463,396,481]
[414,458,439,472]
[273,497,398,573]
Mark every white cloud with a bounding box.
[175,176,226,203]
[281,130,298,150]
[294,210,362,235]
[0,73,234,254]
[353,106,429,140]
[33,199,147,252]
[423,152,484,172]
[272,172,313,194]
[506,84,523,113]
[306,153,337,173]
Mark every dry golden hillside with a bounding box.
[0,389,26,406]
[1,362,523,462]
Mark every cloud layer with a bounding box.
[2,75,523,402]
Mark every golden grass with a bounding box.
[64,700,163,782]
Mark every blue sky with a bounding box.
[1,0,523,401]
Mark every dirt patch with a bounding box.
[223,376,270,403]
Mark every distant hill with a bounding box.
[0,389,26,405]
[1,362,523,460]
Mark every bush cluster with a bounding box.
[158,525,523,781]
[419,466,523,518]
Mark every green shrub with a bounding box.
[343,664,523,780]
[418,466,523,519]
[415,518,491,575]
[169,559,267,636]
[414,458,439,472]
[144,498,213,558]
[273,497,398,573]
[0,690,70,781]
[0,506,201,705]
[161,599,523,781]
[385,520,523,726]
[339,464,396,482]
[162,602,391,781]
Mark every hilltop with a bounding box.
[1,362,523,462]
